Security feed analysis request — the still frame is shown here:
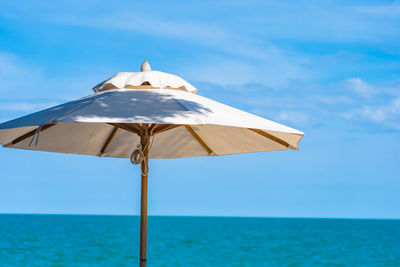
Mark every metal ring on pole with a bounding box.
[130,145,144,165]
[130,144,149,176]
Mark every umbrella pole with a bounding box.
[139,130,150,267]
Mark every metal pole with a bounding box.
[139,128,150,267]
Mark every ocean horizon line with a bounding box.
[0,213,399,221]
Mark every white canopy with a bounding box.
[0,88,303,159]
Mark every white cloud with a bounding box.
[362,98,400,123]
[335,78,400,130]
[339,97,400,130]
[0,51,102,100]
[240,2,400,43]
[0,102,59,112]
[51,11,274,63]
[338,112,353,120]
[183,53,312,87]
[311,95,353,105]
[274,111,309,126]
[344,78,377,98]
[55,12,232,50]
[0,52,42,93]
[30,11,313,87]
[2,1,400,44]
[354,3,400,17]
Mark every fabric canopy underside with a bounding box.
[0,89,304,159]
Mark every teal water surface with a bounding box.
[0,215,399,266]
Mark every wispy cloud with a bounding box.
[344,78,377,98]
[0,51,101,100]
[354,2,400,17]
[2,1,399,91]
[274,111,309,126]
[184,56,312,87]
[241,2,400,43]
[0,102,59,112]
[361,98,400,128]
[0,52,42,94]
[310,95,353,105]
[0,101,60,122]
[53,11,313,87]
[202,77,400,131]
[335,78,400,130]
[340,99,400,130]
[0,4,314,87]
[55,12,232,50]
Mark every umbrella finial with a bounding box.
[141,60,151,72]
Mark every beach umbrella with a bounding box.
[0,61,304,266]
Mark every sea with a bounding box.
[0,215,399,266]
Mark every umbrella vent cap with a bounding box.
[92,61,198,93]
[141,60,151,72]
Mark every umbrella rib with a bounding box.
[153,124,182,134]
[184,125,214,155]
[148,124,158,134]
[131,123,144,134]
[109,123,183,136]
[248,128,296,150]
[109,123,141,135]
[4,124,56,147]
[98,127,119,156]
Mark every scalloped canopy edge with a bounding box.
[93,71,198,93]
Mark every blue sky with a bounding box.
[0,0,399,218]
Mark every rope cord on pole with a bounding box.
[130,125,156,176]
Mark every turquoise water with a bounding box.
[0,215,399,266]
